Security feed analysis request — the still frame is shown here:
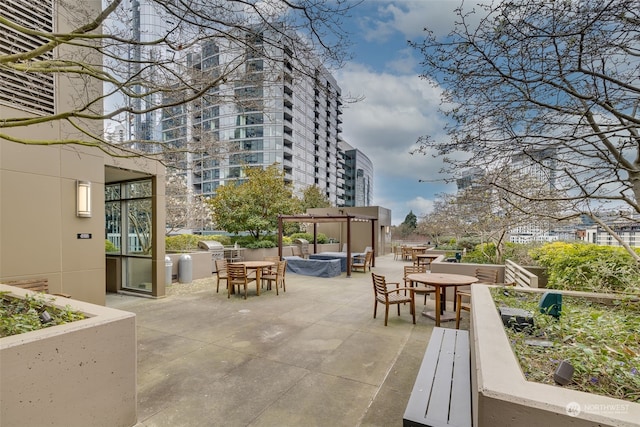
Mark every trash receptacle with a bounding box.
[165,256,173,286]
[178,254,192,283]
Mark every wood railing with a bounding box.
[504,259,538,288]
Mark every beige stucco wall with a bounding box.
[0,0,166,303]
[1,141,108,304]
[0,140,166,304]
[307,206,392,255]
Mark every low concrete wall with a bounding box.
[470,286,640,427]
[167,244,345,279]
[430,260,505,303]
[0,284,137,427]
[167,252,213,280]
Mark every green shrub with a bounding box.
[244,239,277,249]
[165,234,230,252]
[288,232,328,243]
[462,242,543,265]
[457,239,478,251]
[462,243,497,264]
[105,239,117,252]
[529,242,640,294]
[289,232,313,242]
[503,242,542,265]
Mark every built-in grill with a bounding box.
[198,240,225,272]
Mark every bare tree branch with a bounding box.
[412,0,640,257]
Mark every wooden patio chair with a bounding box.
[214,259,228,293]
[403,265,434,304]
[261,256,280,278]
[455,268,501,329]
[352,250,373,273]
[371,272,415,326]
[226,264,255,299]
[261,260,287,295]
[401,246,412,261]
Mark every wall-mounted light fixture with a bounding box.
[76,180,92,218]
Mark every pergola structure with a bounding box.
[277,214,377,277]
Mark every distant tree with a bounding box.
[165,173,213,235]
[419,168,562,262]
[396,211,417,239]
[412,0,640,261]
[417,195,465,245]
[301,185,332,211]
[209,164,300,239]
[403,211,418,230]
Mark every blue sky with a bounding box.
[332,1,469,225]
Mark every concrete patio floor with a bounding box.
[107,253,467,427]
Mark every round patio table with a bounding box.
[229,261,274,296]
[406,273,478,326]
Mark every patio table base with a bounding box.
[422,310,457,322]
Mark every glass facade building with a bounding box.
[341,144,374,207]
[162,27,348,207]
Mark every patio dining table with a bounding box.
[228,260,274,296]
[406,273,478,326]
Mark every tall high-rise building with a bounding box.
[341,142,373,207]
[111,6,374,212]
[123,0,168,153]
[161,26,351,207]
[511,147,557,189]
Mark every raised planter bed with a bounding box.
[470,285,640,427]
[0,284,137,427]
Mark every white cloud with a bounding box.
[334,0,485,224]
[336,63,458,224]
[336,63,447,180]
[385,47,421,74]
[407,196,435,217]
[359,0,490,41]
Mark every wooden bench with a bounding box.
[4,278,71,298]
[403,327,472,427]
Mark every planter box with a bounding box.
[0,284,137,427]
[470,286,640,427]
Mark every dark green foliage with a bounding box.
[0,292,86,337]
